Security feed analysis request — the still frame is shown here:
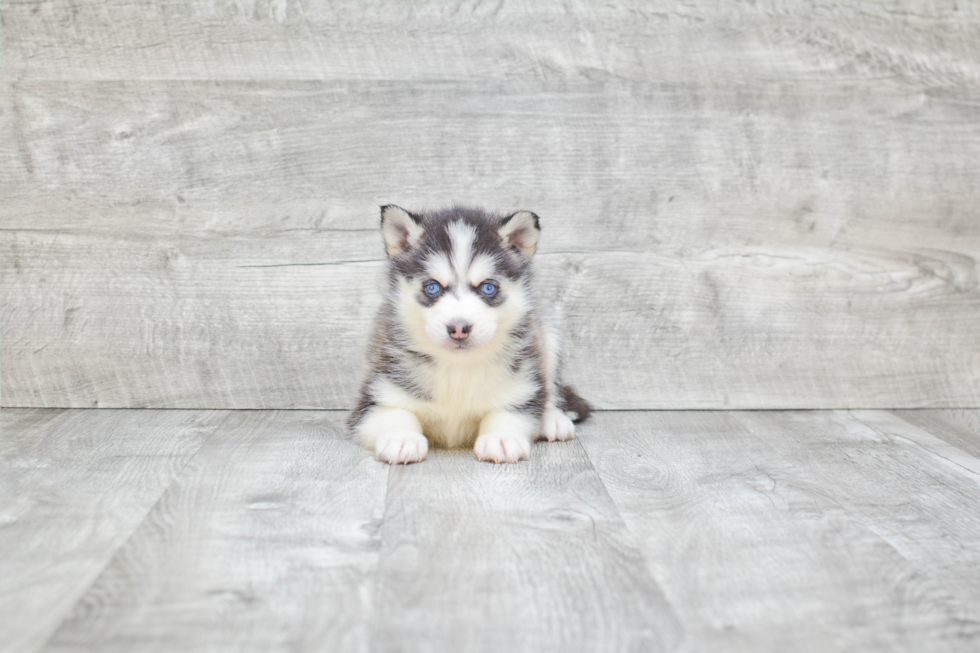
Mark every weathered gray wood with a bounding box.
[370,441,681,653]
[4,1,980,410]
[0,408,228,653]
[732,410,980,647]
[581,411,980,652]
[3,227,979,409]
[4,1,979,85]
[0,227,384,409]
[855,410,980,481]
[4,79,980,252]
[40,410,387,653]
[892,410,980,459]
[4,408,980,651]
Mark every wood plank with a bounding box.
[0,227,384,409]
[40,410,387,653]
[555,247,980,409]
[854,410,980,480]
[4,226,979,409]
[732,410,980,647]
[0,408,227,653]
[4,79,980,253]
[4,1,979,85]
[891,410,980,459]
[580,411,980,652]
[370,440,681,653]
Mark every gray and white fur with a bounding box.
[348,204,591,464]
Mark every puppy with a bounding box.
[348,205,591,464]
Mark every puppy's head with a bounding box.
[380,205,539,355]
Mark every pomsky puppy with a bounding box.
[348,205,591,464]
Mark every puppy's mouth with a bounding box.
[439,337,479,351]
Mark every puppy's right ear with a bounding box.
[380,205,424,258]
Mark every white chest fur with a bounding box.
[422,355,536,447]
[375,352,537,449]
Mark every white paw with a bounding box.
[375,430,428,465]
[538,408,575,442]
[473,432,530,464]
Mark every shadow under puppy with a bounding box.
[349,205,592,464]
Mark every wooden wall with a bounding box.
[2,1,979,409]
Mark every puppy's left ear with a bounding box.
[498,211,540,258]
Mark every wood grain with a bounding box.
[0,408,227,653]
[4,1,980,410]
[0,227,384,409]
[4,1,979,85]
[855,410,980,481]
[3,227,978,409]
[40,410,387,653]
[733,410,980,647]
[4,408,980,651]
[891,409,980,459]
[4,79,980,251]
[370,440,681,653]
[580,410,980,652]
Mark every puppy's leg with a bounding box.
[539,406,575,442]
[537,322,575,442]
[358,406,428,464]
[474,410,535,464]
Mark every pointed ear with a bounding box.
[498,210,540,258]
[380,205,424,258]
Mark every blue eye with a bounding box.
[424,282,442,296]
[480,282,498,297]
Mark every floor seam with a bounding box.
[33,408,235,652]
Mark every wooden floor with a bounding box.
[2,409,979,653]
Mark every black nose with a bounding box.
[447,322,472,340]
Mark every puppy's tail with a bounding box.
[558,384,593,424]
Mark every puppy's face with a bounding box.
[380,205,539,355]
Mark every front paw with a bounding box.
[474,432,530,464]
[375,430,428,465]
[538,408,575,442]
